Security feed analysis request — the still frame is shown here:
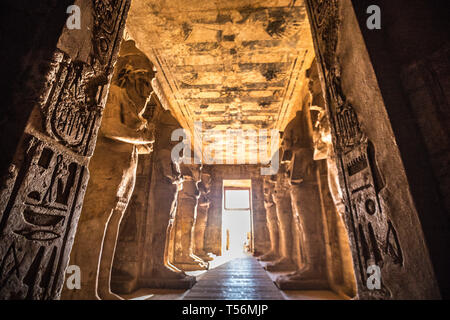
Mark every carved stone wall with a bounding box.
[0,0,131,299]
[308,59,356,297]
[305,0,440,299]
[0,1,73,180]
[350,0,450,298]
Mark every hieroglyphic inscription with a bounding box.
[0,137,87,299]
[0,0,131,299]
[305,0,403,298]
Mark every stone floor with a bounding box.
[258,260,346,300]
[119,255,345,300]
[183,256,284,300]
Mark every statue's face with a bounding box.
[193,166,202,182]
[126,70,153,112]
[281,122,303,162]
[116,54,155,111]
[201,173,212,189]
[281,130,292,151]
[135,71,153,98]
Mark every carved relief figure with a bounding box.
[62,40,155,300]
[305,0,403,296]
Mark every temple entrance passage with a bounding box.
[221,180,253,259]
[183,256,284,300]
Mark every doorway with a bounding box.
[221,180,253,260]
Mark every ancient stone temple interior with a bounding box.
[0,0,449,301]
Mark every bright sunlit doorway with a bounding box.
[221,180,253,262]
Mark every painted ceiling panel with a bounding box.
[126,0,315,164]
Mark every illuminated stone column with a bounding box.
[192,167,213,261]
[172,164,208,271]
[265,164,297,272]
[63,40,156,300]
[258,177,280,262]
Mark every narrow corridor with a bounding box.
[183,256,284,300]
[119,255,344,300]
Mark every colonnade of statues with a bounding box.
[61,41,214,299]
[257,66,351,290]
[257,110,329,289]
[61,40,156,300]
[60,39,351,298]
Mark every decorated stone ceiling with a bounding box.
[125,0,315,164]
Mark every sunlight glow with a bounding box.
[222,189,251,261]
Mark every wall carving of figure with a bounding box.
[257,177,280,262]
[312,101,356,297]
[62,40,155,300]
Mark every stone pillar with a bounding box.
[272,91,328,290]
[192,166,213,261]
[305,0,441,298]
[250,177,270,256]
[258,177,280,262]
[203,172,223,256]
[109,94,160,295]
[274,109,329,290]
[0,1,130,300]
[62,40,156,300]
[110,151,153,295]
[172,164,208,271]
[138,110,195,289]
[265,163,297,272]
[309,63,356,297]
